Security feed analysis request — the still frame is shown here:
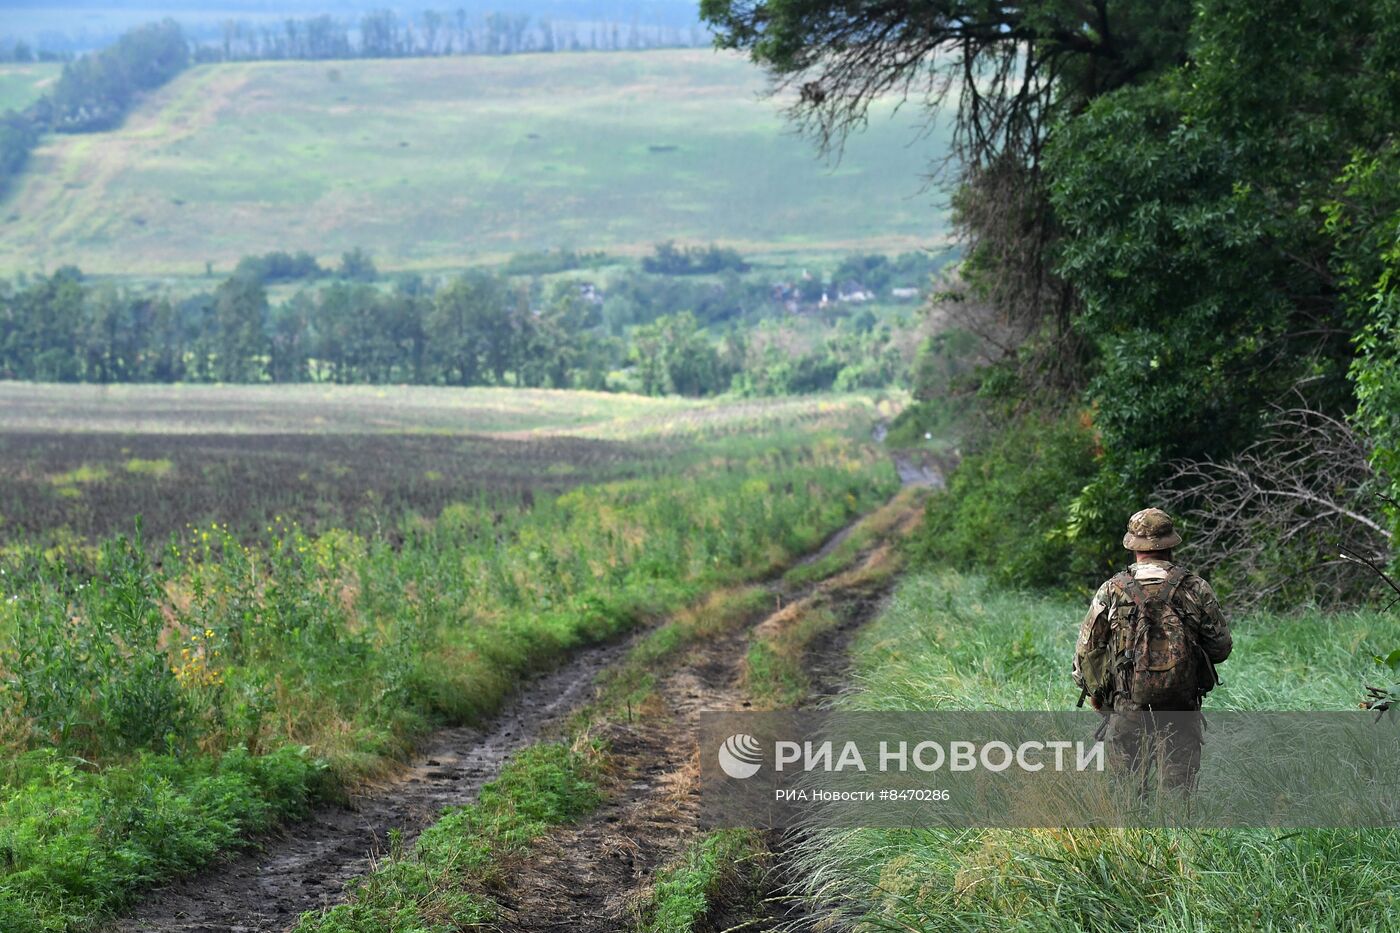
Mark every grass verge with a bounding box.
[786,567,1400,931]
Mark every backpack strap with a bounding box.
[1157,566,1188,608]
[1111,571,1148,613]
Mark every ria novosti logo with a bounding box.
[718,733,763,779]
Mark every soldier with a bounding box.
[1072,508,1232,793]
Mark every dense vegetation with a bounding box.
[0,247,940,397]
[0,391,897,929]
[708,0,1400,600]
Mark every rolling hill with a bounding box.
[0,50,951,277]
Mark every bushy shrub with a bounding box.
[916,412,1111,591]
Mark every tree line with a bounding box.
[0,20,191,194]
[0,254,923,397]
[204,9,709,62]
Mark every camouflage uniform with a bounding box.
[1072,509,1232,792]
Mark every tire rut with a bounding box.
[108,509,904,933]
[112,448,939,932]
[492,514,918,932]
[108,635,636,933]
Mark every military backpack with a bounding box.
[1083,567,1218,709]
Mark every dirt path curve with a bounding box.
[490,497,928,932]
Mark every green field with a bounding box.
[0,63,59,113]
[0,51,950,277]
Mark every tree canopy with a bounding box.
[707,0,1400,592]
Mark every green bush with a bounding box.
[916,412,1110,591]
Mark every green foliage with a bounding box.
[1043,0,1400,520]
[292,742,602,932]
[630,312,735,397]
[641,241,749,276]
[336,248,378,283]
[214,275,269,382]
[0,111,37,196]
[833,251,950,296]
[5,529,189,755]
[1327,143,1400,541]
[43,20,189,132]
[234,251,326,284]
[0,745,322,931]
[917,412,1108,590]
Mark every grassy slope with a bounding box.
[0,64,59,113]
[793,568,1400,931]
[0,51,949,277]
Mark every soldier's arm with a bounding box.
[1072,583,1111,689]
[1191,577,1233,663]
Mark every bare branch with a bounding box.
[1159,396,1391,609]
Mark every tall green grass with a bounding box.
[791,569,1400,931]
[0,423,897,930]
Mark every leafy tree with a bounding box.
[1044,0,1400,567]
[213,275,268,382]
[426,272,509,386]
[642,241,749,275]
[337,247,378,282]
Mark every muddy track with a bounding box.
[491,525,913,932]
[113,445,937,933]
[108,501,907,933]
[110,636,638,933]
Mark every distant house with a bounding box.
[577,281,604,305]
[837,280,873,303]
[891,287,921,301]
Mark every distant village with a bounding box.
[769,272,923,314]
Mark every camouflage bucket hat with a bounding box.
[1122,507,1182,551]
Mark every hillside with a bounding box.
[0,50,949,277]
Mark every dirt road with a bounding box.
[491,497,922,931]
[113,454,935,932]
